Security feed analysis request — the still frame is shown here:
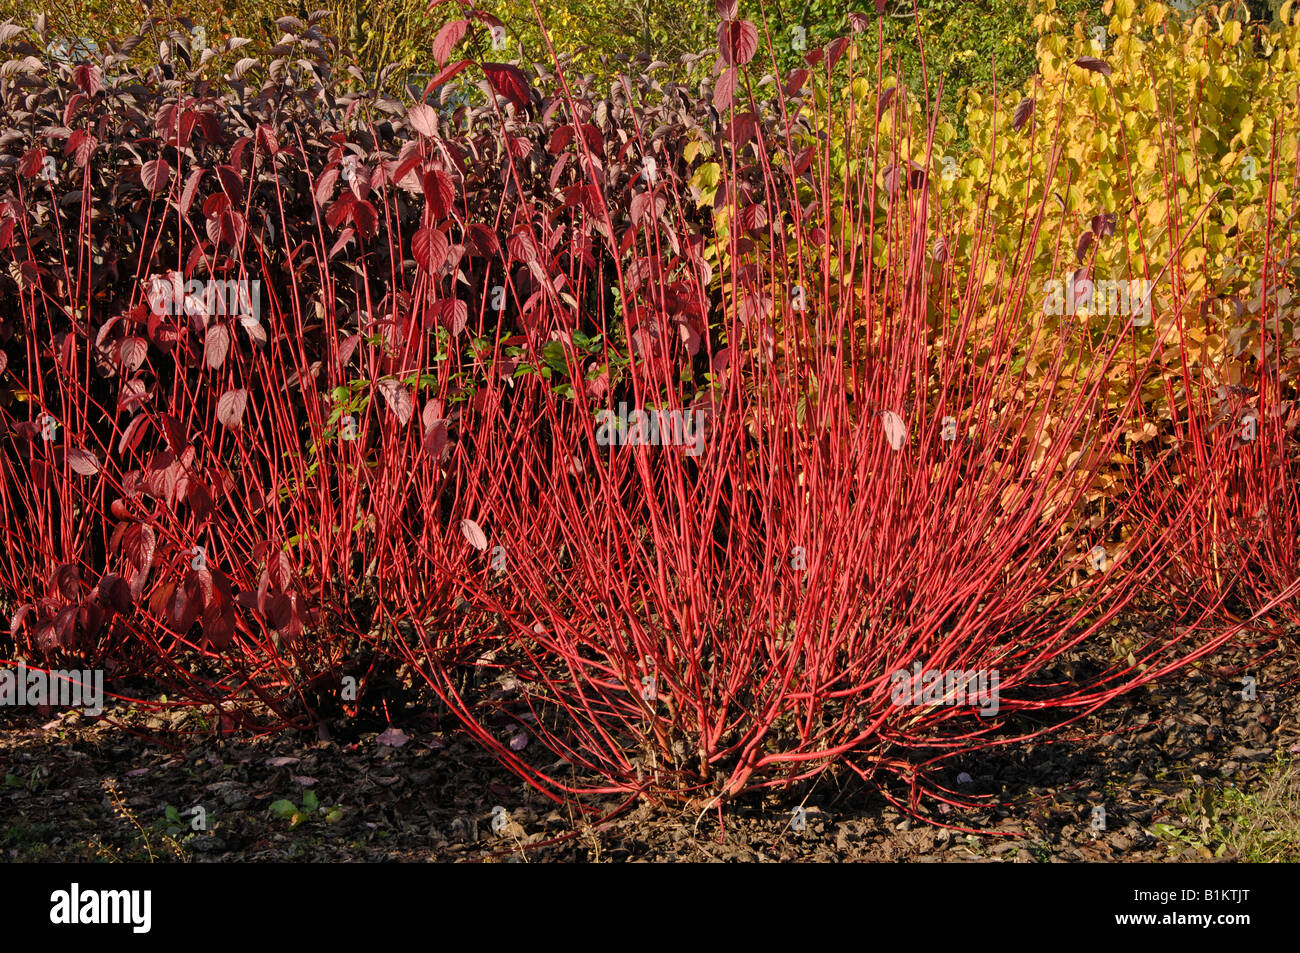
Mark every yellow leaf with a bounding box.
[1137,140,1160,171]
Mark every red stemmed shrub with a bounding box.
[0,9,720,727]
[0,4,1275,814]
[390,6,1251,807]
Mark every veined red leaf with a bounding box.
[142,158,171,193]
[352,199,378,239]
[717,19,758,66]
[435,298,468,334]
[507,227,540,263]
[378,379,413,424]
[714,66,738,111]
[67,447,100,476]
[1012,97,1035,132]
[880,411,908,451]
[826,36,849,70]
[314,167,339,207]
[121,523,156,572]
[482,62,532,110]
[413,227,450,272]
[180,168,204,212]
[423,417,449,458]
[408,103,440,137]
[17,147,44,179]
[876,85,897,121]
[422,58,472,99]
[1074,56,1112,76]
[205,324,230,369]
[423,167,456,219]
[740,202,768,232]
[216,388,248,428]
[72,63,101,95]
[459,518,488,551]
[119,336,148,371]
[118,413,149,455]
[432,19,467,68]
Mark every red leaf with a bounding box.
[1012,97,1035,132]
[423,417,449,458]
[718,19,759,66]
[1091,212,1117,239]
[256,123,280,156]
[202,601,235,649]
[714,0,738,18]
[432,19,468,68]
[216,388,248,428]
[482,62,532,110]
[467,223,500,256]
[422,58,472,99]
[423,168,456,220]
[631,191,666,225]
[422,399,445,432]
[122,523,156,573]
[460,518,488,551]
[119,336,148,371]
[326,192,355,229]
[67,130,97,167]
[64,93,86,126]
[1074,56,1112,77]
[784,68,809,96]
[160,415,188,454]
[507,227,540,263]
[142,158,171,193]
[180,168,205,212]
[877,85,897,121]
[268,551,293,591]
[714,66,738,111]
[205,324,230,369]
[408,103,440,138]
[378,380,413,424]
[72,64,102,96]
[352,199,378,239]
[413,227,450,272]
[314,167,339,207]
[266,592,293,630]
[67,447,100,477]
[880,411,908,450]
[826,36,850,70]
[216,164,244,202]
[435,298,468,334]
[118,414,149,455]
[1076,230,1095,263]
[18,147,45,179]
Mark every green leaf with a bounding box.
[301,789,319,812]
[269,799,298,819]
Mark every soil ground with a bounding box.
[4,636,1299,863]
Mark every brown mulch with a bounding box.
[3,634,1298,862]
